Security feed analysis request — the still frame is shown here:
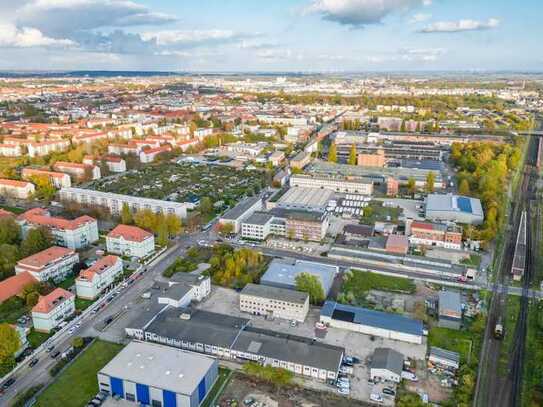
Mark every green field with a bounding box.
[201,368,232,407]
[27,329,51,349]
[35,340,124,407]
[341,269,415,296]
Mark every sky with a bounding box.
[0,0,541,72]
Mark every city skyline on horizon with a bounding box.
[0,0,541,72]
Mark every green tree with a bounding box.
[0,244,19,280]
[0,323,20,375]
[25,291,39,307]
[407,177,417,196]
[200,197,214,215]
[156,216,169,246]
[400,120,406,132]
[71,336,84,349]
[327,142,337,163]
[0,217,20,245]
[425,171,435,193]
[348,144,357,165]
[459,179,471,196]
[396,393,425,407]
[133,209,157,233]
[20,227,52,258]
[30,176,56,201]
[165,213,182,237]
[120,203,133,225]
[295,272,325,305]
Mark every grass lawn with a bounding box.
[75,298,95,311]
[35,340,124,407]
[428,326,475,364]
[57,275,76,290]
[27,329,52,349]
[460,254,482,268]
[201,368,232,407]
[0,296,28,324]
[0,205,25,214]
[360,201,402,224]
[499,295,521,372]
[343,269,416,295]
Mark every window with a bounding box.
[126,393,135,402]
[152,400,162,407]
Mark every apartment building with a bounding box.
[31,288,75,333]
[240,283,309,322]
[17,208,98,250]
[15,246,79,283]
[53,161,101,180]
[27,139,70,157]
[0,143,22,157]
[76,255,123,300]
[279,208,329,242]
[103,156,127,173]
[59,187,190,219]
[409,221,463,250]
[290,174,373,195]
[108,143,139,155]
[139,146,171,163]
[268,151,285,166]
[0,179,35,199]
[106,224,155,258]
[22,168,72,188]
[194,128,213,140]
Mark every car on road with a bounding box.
[370,393,383,402]
[68,327,76,334]
[2,377,15,390]
[383,387,395,396]
[29,358,39,368]
[50,351,60,359]
[46,346,55,353]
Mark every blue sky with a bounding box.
[0,0,541,71]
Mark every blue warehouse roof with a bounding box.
[321,301,424,337]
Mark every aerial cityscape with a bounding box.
[0,1,542,407]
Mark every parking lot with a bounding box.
[198,286,427,404]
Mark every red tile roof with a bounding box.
[0,178,33,188]
[18,208,96,231]
[78,255,121,281]
[107,224,152,243]
[17,246,76,270]
[22,168,69,179]
[411,221,434,231]
[0,272,38,303]
[0,208,14,219]
[32,288,74,314]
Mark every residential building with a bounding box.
[438,290,463,330]
[0,143,22,157]
[425,194,484,225]
[139,146,171,163]
[98,341,218,407]
[108,143,139,155]
[17,208,98,249]
[370,348,404,383]
[31,288,75,333]
[0,272,38,304]
[0,179,35,199]
[103,156,127,173]
[59,187,190,219]
[386,177,399,196]
[27,139,70,157]
[408,221,462,250]
[194,128,213,139]
[320,301,424,344]
[268,151,285,166]
[53,161,101,180]
[290,174,373,195]
[261,258,338,296]
[107,224,155,258]
[290,151,312,169]
[22,168,71,188]
[240,283,309,322]
[76,256,123,300]
[219,196,263,234]
[15,246,79,283]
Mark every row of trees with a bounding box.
[0,218,53,281]
[207,244,265,288]
[120,205,182,246]
[295,272,325,305]
[450,140,523,241]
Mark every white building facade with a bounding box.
[76,255,123,300]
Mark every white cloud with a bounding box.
[419,18,500,33]
[409,13,431,23]
[305,0,428,28]
[0,23,75,47]
[366,47,445,63]
[142,30,258,49]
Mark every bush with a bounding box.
[242,362,293,387]
[11,384,44,407]
[163,257,197,278]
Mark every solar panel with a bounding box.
[457,197,472,213]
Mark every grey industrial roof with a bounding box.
[234,327,344,372]
[425,194,483,217]
[143,307,250,348]
[321,301,423,337]
[277,187,333,209]
[152,281,193,300]
[370,348,404,375]
[243,211,274,226]
[429,346,460,364]
[343,224,374,237]
[292,151,311,162]
[168,272,208,286]
[221,196,262,220]
[269,207,326,222]
[99,341,216,395]
[439,290,462,313]
[241,283,308,305]
[261,258,338,295]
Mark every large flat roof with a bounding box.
[321,301,423,337]
[99,341,215,396]
[426,194,483,217]
[277,187,333,209]
[241,283,308,304]
[221,196,262,220]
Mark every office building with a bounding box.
[290,151,312,169]
[241,212,274,240]
[98,341,218,407]
[107,225,155,258]
[240,283,309,322]
[290,174,373,195]
[219,196,263,233]
[15,246,79,283]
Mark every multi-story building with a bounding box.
[0,179,35,199]
[108,143,139,155]
[290,174,373,195]
[194,128,213,140]
[139,146,171,163]
[31,288,75,333]
[268,207,329,242]
[357,149,386,167]
[53,161,101,180]
[219,196,263,234]
[22,168,71,188]
[409,221,463,250]
[15,246,79,283]
[76,255,123,300]
[59,187,190,219]
[0,143,22,157]
[240,283,309,322]
[241,212,274,240]
[268,151,285,166]
[27,139,70,157]
[106,225,155,258]
[17,208,98,250]
[290,151,312,169]
[103,156,127,173]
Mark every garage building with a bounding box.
[370,348,404,383]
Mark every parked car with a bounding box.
[29,358,39,368]
[401,371,418,381]
[337,387,350,395]
[370,393,383,402]
[2,377,16,390]
[50,351,61,359]
[383,387,396,396]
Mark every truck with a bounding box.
[494,317,504,339]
